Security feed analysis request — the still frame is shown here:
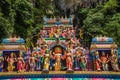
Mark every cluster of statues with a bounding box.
[0,45,88,72]
[0,25,119,72]
[94,50,119,71]
[0,46,119,72]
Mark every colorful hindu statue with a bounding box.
[80,53,87,71]
[74,49,81,70]
[0,56,3,72]
[54,46,66,70]
[85,47,90,71]
[36,52,44,70]
[95,51,101,71]
[100,51,109,71]
[74,52,79,70]
[110,50,119,71]
[29,54,36,71]
[66,50,73,71]
[54,54,61,71]
[49,51,55,70]
[17,53,25,72]
[43,54,49,71]
[7,53,15,72]
[24,48,31,71]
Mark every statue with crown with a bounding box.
[49,38,67,71]
[43,51,50,73]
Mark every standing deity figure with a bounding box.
[7,53,15,72]
[66,50,73,71]
[36,52,43,70]
[0,57,3,72]
[95,51,101,71]
[29,54,36,71]
[17,53,25,72]
[43,54,49,71]
[100,52,109,71]
[74,51,80,70]
[110,50,119,71]
[55,54,61,71]
[74,49,82,70]
[80,54,87,71]
[50,51,55,70]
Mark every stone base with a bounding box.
[74,67,80,70]
[42,70,49,74]
[66,70,74,74]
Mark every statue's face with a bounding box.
[54,47,62,54]
[102,52,105,56]
[10,53,14,57]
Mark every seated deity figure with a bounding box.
[110,50,119,71]
[100,51,109,71]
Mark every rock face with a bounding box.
[54,0,108,13]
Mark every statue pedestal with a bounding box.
[74,67,80,70]
[42,70,49,74]
[66,70,74,74]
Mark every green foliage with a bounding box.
[103,0,118,10]
[0,0,53,47]
[0,12,13,39]
[0,0,120,47]
[80,0,120,46]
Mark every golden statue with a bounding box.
[54,54,61,71]
[43,54,49,71]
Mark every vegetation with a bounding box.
[0,0,120,47]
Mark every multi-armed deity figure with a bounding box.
[100,51,109,71]
[49,38,67,71]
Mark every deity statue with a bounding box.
[7,53,15,72]
[100,51,109,71]
[66,50,73,71]
[80,53,87,71]
[74,50,80,70]
[36,52,43,70]
[54,54,61,71]
[29,54,36,71]
[43,54,49,71]
[95,51,101,71]
[17,53,25,72]
[0,56,3,72]
[110,50,119,71]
